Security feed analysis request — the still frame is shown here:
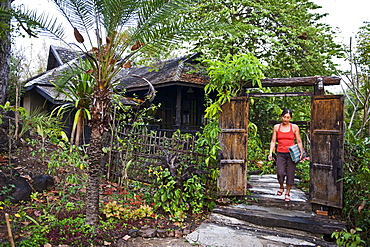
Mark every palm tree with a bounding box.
[6,0,208,226]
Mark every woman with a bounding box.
[267,108,304,202]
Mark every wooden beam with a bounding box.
[245,92,313,97]
[174,86,182,127]
[244,76,340,88]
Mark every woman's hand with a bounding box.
[268,154,273,161]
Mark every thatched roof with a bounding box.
[116,53,209,92]
[24,47,209,105]
[46,45,82,70]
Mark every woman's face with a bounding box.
[281,113,292,125]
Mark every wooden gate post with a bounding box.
[217,97,249,196]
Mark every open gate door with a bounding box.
[218,97,249,196]
[310,95,344,208]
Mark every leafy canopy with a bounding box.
[188,0,343,78]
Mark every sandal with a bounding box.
[277,187,284,196]
[284,194,291,202]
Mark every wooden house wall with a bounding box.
[22,90,54,114]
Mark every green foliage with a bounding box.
[199,53,264,168]
[189,0,332,149]
[0,184,15,201]
[107,98,161,186]
[51,58,94,146]
[0,101,28,126]
[16,109,69,165]
[295,160,310,191]
[115,127,216,222]
[47,144,88,185]
[248,94,311,149]
[152,167,208,222]
[195,53,264,203]
[19,214,95,247]
[111,93,160,130]
[204,53,264,99]
[5,178,164,246]
[103,201,155,221]
[195,119,221,168]
[342,136,370,244]
[21,108,68,145]
[357,22,370,68]
[247,123,276,175]
[189,0,342,78]
[331,228,366,247]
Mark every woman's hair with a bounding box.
[281,108,293,118]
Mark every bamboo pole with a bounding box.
[5,213,15,247]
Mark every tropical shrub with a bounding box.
[341,134,370,245]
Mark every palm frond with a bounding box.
[129,0,211,56]
[98,0,138,34]
[52,0,96,46]
[10,5,67,41]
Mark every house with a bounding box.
[118,53,209,132]
[22,46,79,114]
[22,46,210,135]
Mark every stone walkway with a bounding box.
[249,174,308,202]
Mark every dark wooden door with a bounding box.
[310,95,344,208]
[218,97,249,196]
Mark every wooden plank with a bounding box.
[245,92,313,97]
[218,97,248,196]
[313,130,340,135]
[312,163,333,170]
[217,162,247,196]
[244,76,340,88]
[310,95,344,208]
[220,129,247,133]
[220,159,244,164]
[219,132,247,160]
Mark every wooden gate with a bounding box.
[217,76,344,209]
[218,97,249,196]
[310,95,344,208]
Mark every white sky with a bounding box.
[314,0,370,44]
[312,0,370,92]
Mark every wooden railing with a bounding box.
[107,126,206,185]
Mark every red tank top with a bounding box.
[277,123,295,153]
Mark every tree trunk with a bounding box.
[0,0,12,105]
[85,127,103,226]
[75,114,84,146]
[85,86,111,226]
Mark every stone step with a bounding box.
[248,174,308,200]
[213,204,347,236]
[246,174,312,211]
[202,213,338,247]
[245,195,313,212]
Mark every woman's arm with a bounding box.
[268,125,278,161]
